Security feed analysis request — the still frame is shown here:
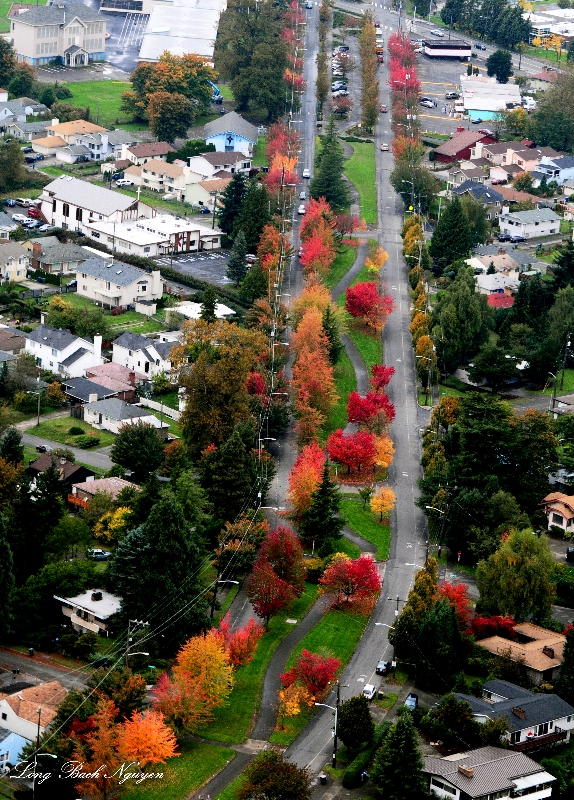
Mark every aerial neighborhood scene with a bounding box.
[4,0,574,798]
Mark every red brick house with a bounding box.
[434,129,496,164]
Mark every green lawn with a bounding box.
[61,81,137,129]
[340,495,390,560]
[48,293,165,334]
[40,166,68,178]
[337,263,382,373]
[114,185,192,214]
[0,0,45,31]
[337,536,362,559]
[529,369,574,396]
[343,142,377,225]
[321,347,356,441]
[325,244,358,291]
[195,583,320,744]
[32,416,115,449]
[269,608,369,746]
[215,774,245,800]
[217,85,235,101]
[123,741,235,800]
[251,137,268,167]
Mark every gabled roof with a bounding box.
[84,397,154,420]
[7,120,50,133]
[0,212,18,230]
[453,180,503,203]
[47,120,108,136]
[198,177,232,193]
[550,155,574,170]
[26,324,83,351]
[199,151,250,166]
[478,622,566,672]
[0,242,29,263]
[28,453,94,480]
[113,331,172,360]
[496,185,540,205]
[141,159,185,178]
[79,256,150,287]
[11,3,103,24]
[38,242,88,265]
[41,176,139,216]
[502,207,560,224]
[455,684,574,733]
[0,681,67,727]
[62,377,117,402]
[531,71,559,82]
[60,347,89,367]
[106,129,139,146]
[86,362,146,390]
[72,476,138,499]
[127,142,175,158]
[204,111,258,144]
[435,129,489,157]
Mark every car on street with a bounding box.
[115,179,134,187]
[475,42,487,50]
[4,199,15,207]
[12,214,28,224]
[380,143,389,151]
[380,104,388,112]
[445,91,459,100]
[405,693,418,710]
[24,220,42,228]
[297,204,306,215]
[332,70,344,77]
[298,246,304,258]
[306,1,313,7]
[375,20,380,26]
[37,224,53,232]
[430,29,444,36]
[567,547,574,563]
[199,207,211,214]
[363,684,377,701]
[87,548,111,561]
[497,233,512,242]
[302,168,310,178]
[245,254,257,263]
[376,660,391,675]
[510,235,525,243]
[471,117,483,124]
[420,99,434,108]
[478,128,495,136]
[332,82,347,90]
[35,444,53,453]
[299,191,306,200]
[335,44,349,52]
[332,90,348,97]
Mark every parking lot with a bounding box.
[154,251,232,285]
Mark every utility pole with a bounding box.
[560,332,571,390]
[125,619,148,667]
[332,681,340,768]
[387,595,407,615]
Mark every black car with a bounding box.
[567,547,574,563]
[35,154,45,161]
[21,146,33,153]
[24,156,37,164]
[35,444,52,453]
[510,235,525,243]
[376,660,391,675]
[498,233,512,242]
[475,42,487,50]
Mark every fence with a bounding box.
[137,396,181,421]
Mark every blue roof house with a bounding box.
[0,727,29,770]
[204,112,259,157]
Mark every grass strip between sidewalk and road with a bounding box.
[320,347,356,443]
[268,608,369,746]
[195,583,320,744]
[325,244,358,290]
[340,495,390,561]
[123,741,235,800]
[343,141,377,225]
[215,773,245,800]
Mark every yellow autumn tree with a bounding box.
[410,311,429,344]
[278,684,313,726]
[365,246,389,274]
[374,434,395,470]
[370,487,396,521]
[94,506,133,544]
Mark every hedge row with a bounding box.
[342,721,392,788]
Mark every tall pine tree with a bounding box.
[322,305,343,365]
[299,463,344,556]
[556,625,574,707]
[200,286,217,322]
[0,516,15,639]
[0,427,23,465]
[217,171,248,237]
[428,195,473,271]
[199,428,256,522]
[240,260,268,304]
[233,180,271,250]
[370,711,426,800]
[309,117,349,212]
[227,230,248,284]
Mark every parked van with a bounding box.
[16,198,32,207]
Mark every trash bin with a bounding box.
[378,690,385,700]
[28,648,34,657]
[319,773,327,785]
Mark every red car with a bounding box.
[374,19,380,26]
[27,206,40,218]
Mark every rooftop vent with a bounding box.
[543,646,555,659]
[91,591,102,601]
[513,707,526,720]
[458,765,474,779]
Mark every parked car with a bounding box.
[87,548,111,561]
[375,19,381,26]
[475,42,487,50]
[491,178,507,186]
[35,444,52,453]
[566,547,574,563]
[445,91,459,100]
[21,146,33,153]
[497,233,512,242]
[25,220,42,229]
[37,224,54,232]
[335,44,349,52]
[430,29,444,36]
[16,198,32,207]
[24,156,37,164]
[332,82,347,90]
[478,128,495,136]
[35,154,44,161]
[404,693,418,710]
[67,279,77,289]
[27,206,40,218]
[380,104,388,112]
[510,235,525,243]
[305,0,313,7]
[297,204,306,215]
[299,191,306,200]
[302,168,311,178]
[199,207,211,214]
[332,90,349,97]
[471,117,483,124]
[376,660,391,675]
[245,254,257,263]
[3,199,15,207]
[115,179,134,187]
[363,684,377,701]
[380,143,389,151]
[12,214,28,224]
[420,99,434,109]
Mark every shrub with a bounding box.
[68,426,85,436]
[74,435,100,449]
[341,721,391,789]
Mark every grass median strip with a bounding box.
[123,741,235,800]
[337,263,383,373]
[343,141,377,225]
[195,583,320,744]
[325,244,358,291]
[269,608,369,746]
[340,495,390,561]
[321,348,356,442]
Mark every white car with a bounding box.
[332,90,349,98]
[302,169,310,178]
[380,143,389,151]
[115,179,134,187]
[431,28,444,36]
[420,99,435,109]
[299,191,306,200]
[12,214,28,223]
[297,204,306,215]
[363,684,377,701]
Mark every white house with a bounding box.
[455,679,574,751]
[0,726,28,770]
[499,208,561,239]
[56,129,141,164]
[76,257,163,309]
[121,141,175,165]
[0,242,30,283]
[0,214,18,244]
[423,747,555,800]
[39,176,155,234]
[185,176,232,212]
[0,681,67,741]
[537,155,574,185]
[476,273,520,295]
[187,151,252,178]
[54,588,121,635]
[0,101,25,130]
[83,397,169,436]
[111,331,174,377]
[204,111,259,157]
[25,324,104,378]
[87,214,222,257]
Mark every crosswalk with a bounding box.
[154,253,228,266]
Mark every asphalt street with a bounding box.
[0,648,88,691]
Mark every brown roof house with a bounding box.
[477,623,566,687]
[69,476,138,511]
[540,492,574,534]
[185,175,233,211]
[85,362,144,401]
[0,681,67,740]
[27,453,96,491]
[122,141,176,165]
[0,327,25,354]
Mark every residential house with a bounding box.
[471,140,525,167]
[433,129,495,165]
[204,111,259,157]
[121,141,175,165]
[447,166,487,190]
[495,185,541,207]
[10,2,106,67]
[54,589,121,635]
[529,70,560,91]
[5,120,53,141]
[499,208,561,239]
[0,681,67,741]
[105,129,141,157]
[100,157,132,176]
[0,212,18,242]
[30,241,88,275]
[83,397,169,437]
[0,726,28,770]
[471,244,548,275]
[111,331,173,378]
[0,327,25,354]
[476,272,520,295]
[62,376,118,407]
[76,257,163,308]
[537,155,574,185]
[25,324,104,378]
[477,622,566,686]
[32,119,109,157]
[0,242,29,283]
[540,491,574,532]
[422,746,555,800]
[0,101,25,133]
[87,214,222,257]
[27,452,96,489]
[0,350,16,367]
[56,129,140,164]
[455,679,574,752]
[504,144,563,173]
[489,163,524,184]
[85,362,144,400]
[136,159,193,199]
[452,181,503,222]
[185,176,233,212]
[15,96,48,116]
[187,151,252,178]
[39,176,155,234]
[69,476,139,512]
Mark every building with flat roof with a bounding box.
[87,214,222,256]
[54,589,121,635]
[138,0,225,63]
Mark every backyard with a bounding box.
[32,416,116,449]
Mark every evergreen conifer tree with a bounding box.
[0,426,23,465]
[322,305,343,364]
[309,118,349,212]
[299,463,344,555]
[227,230,248,285]
[217,171,248,237]
[240,260,268,303]
[370,711,426,800]
[200,428,255,522]
[200,286,217,322]
[233,180,271,250]
[428,196,473,271]
[337,696,375,752]
[0,516,15,639]
[556,625,574,707]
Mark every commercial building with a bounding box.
[10,2,106,67]
[87,214,222,256]
[138,0,225,63]
[422,38,472,59]
[459,76,522,121]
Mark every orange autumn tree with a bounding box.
[73,697,122,800]
[287,440,325,520]
[374,434,395,470]
[370,487,396,521]
[117,709,179,768]
[365,245,389,274]
[291,278,343,330]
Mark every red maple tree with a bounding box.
[280,649,341,698]
[319,555,381,614]
[370,364,395,392]
[246,557,296,628]
[345,282,395,332]
[215,613,264,667]
[467,615,517,640]
[436,581,473,630]
[346,391,396,427]
[260,524,307,595]
[287,441,326,518]
[326,428,376,474]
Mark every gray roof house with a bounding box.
[5,120,52,141]
[62,377,118,405]
[31,241,89,275]
[15,97,49,116]
[204,111,259,157]
[499,207,561,239]
[25,324,104,378]
[0,101,25,127]
[0,212,18,242]
[455,679,574,752]
[83,398,169,437]
[452,181,504,222]
[537,154,574,185]
[111,331,174,378]
[76,257,163,308]
[423,746,555,800]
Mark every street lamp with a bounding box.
[32,752,57,800]
[314,680,345,767]
[210,578,240,619]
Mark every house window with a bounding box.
[76,208,82,221]
[1,713,6,720]
[128,350,133,356]
[511,731,521,743]
[63,203,69,217]
[52,199,57,211]
[51,348,57,356]
[553,513,564,525]
[430,778,456,795]
[538,723,549,735]
[144,247,150,252]
[106,282,110,290]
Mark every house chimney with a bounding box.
[88,393,99,403]
[543,646,555,659]
[513,707,526,720]
[128,371,136,387]
[93,334,102,361]
[40,311,46,325]
[91,591,102,601]
[458,765,474,778]
[498,248,506,255]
